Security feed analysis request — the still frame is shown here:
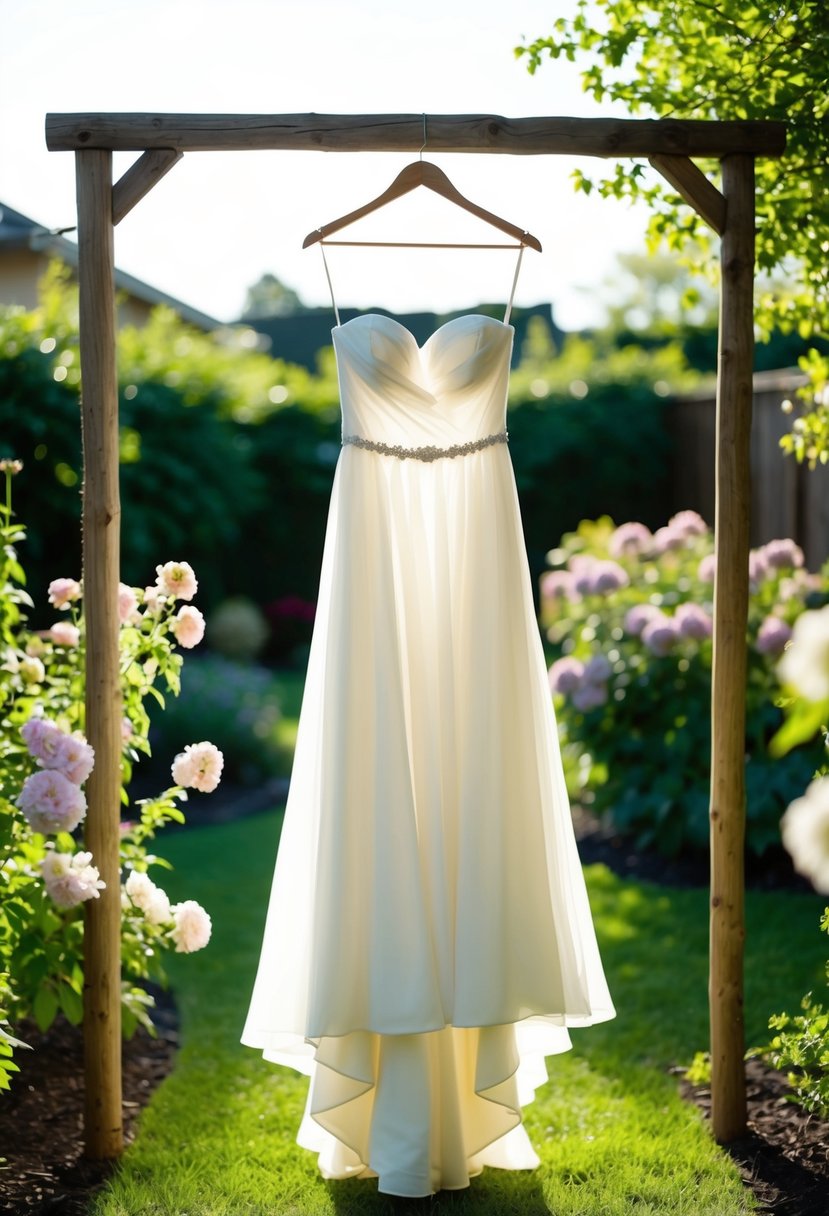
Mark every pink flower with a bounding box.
[698,554,717,583]
[669,510,708,538]
[170,605,205,649]
[155,560,198,601]
[21,718,94,784]
[169,900,212,953]
[761,538,805,571]
[548,657,585,695]
[756,615,793,656]
[641,614,681,657]
[652,526,685,554]
[48,578,81,609]
[609,522,653,558]
[121,716,133,743]
[624,604,660,637]
[16,769,87,833]
[571,681,608,712]
[118,582,139,625]
[171,741,224,793]
[49,621,80,647]
[540,570,578,601]
[675,602,713,640]
[21,717,65,766]
[40,849,105,908]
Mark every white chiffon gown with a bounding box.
[241,261,615,1197]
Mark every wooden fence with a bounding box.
[669,368,829,569]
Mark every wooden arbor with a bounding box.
[44,113,786,1158]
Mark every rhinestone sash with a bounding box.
[342,430,508,462]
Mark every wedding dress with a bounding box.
[241,249,615,1197]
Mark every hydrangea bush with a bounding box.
[0,460,220,1093]
[757,607,829,1117]
[542,510,829,856]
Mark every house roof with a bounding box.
[0,201,222,332]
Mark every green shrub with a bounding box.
[542,512,828,856]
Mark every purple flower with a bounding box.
[540,570,578,602]
[669,510,708,538]
[641,614,681,656]
[569,555,599,596]
[652,526,686,555]
[749,549,769,584]
[590,560,630,594]
[761,539,805,571]
[675,602,713,640]
[583,654,613,684]
[756,615,793,656]
[609,522,653,558]
[624,603,660,637]
[571,681,609,712]
[548,657,585,695]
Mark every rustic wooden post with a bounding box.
[76,149,124,1158]
[709,152,755,1142]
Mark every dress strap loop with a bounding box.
[319,242,341,328]
[503,244,525,327]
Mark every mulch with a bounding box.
[0,796,826,1215]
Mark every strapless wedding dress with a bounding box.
[241,310,615,1198]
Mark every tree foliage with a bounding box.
[516,0,829,464]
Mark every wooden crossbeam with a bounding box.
[45,113,787,157]
[112,148,182,225]
[649,154,726,235]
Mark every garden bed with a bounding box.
[0,984,177,1215]
[1,807,826,1216]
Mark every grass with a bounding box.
[91,812,827,1216]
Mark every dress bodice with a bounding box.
[332,314,514,450]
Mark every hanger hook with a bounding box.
[419,113,427,162]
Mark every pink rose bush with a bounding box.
[541,512,829,857]
[1,460,220,1079]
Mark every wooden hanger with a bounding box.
[302,159,542,252]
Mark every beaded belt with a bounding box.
[342,430,508,462]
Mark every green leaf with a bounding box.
[32,985,59,1032]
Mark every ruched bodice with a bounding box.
[333,313,513,449]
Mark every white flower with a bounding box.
[169,900,212,953]
[171,741,224,793]
[125,870,171,925]
[777,606,829,702]
[155,561,198,601]
[780,777,829,893]
[40,849,105,908]
[18,655,45,684]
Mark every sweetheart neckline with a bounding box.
[332,312,513,350]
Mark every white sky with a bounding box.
[0,0,657,328]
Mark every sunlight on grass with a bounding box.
[91,813,826,1216]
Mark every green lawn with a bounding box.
[91,812,826,1216]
